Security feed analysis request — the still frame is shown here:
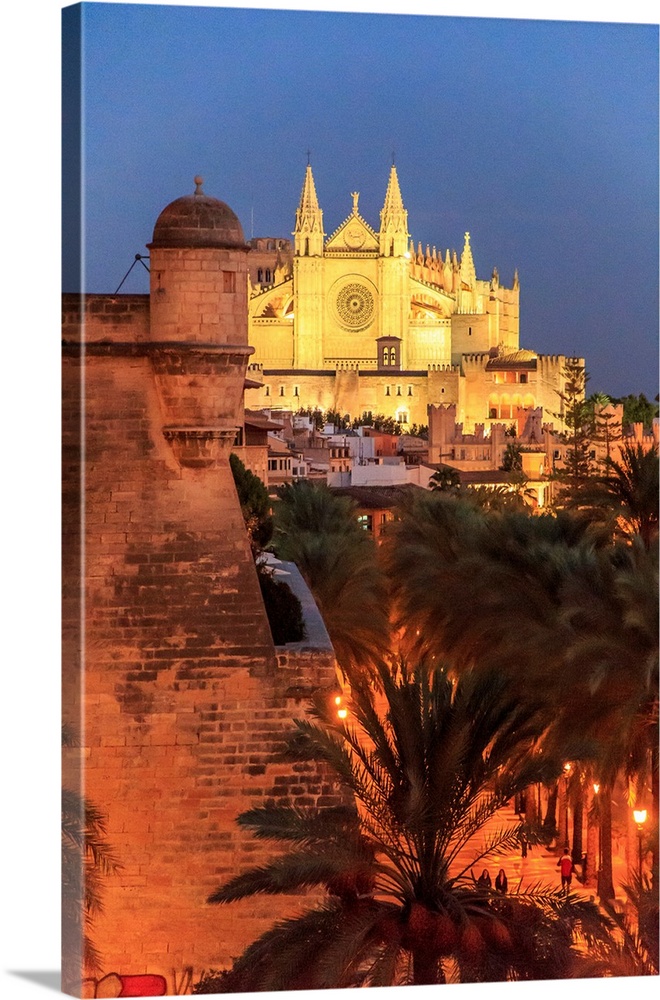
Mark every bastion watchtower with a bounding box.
[62,179,339,990]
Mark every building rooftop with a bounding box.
[329,483,425,509]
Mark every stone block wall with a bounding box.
[62,300,344,992]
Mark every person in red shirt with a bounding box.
[557,847,576,893]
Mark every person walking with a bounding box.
[495,869,508,894]
[557,847,576,894]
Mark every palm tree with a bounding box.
[383,490,604,680]
[272,480,390,675]
[429,465,461,493]
[588,443,659,549]
[384,492,658,900]
[576,872,658,977]
[203,664,609,989]
[62,724,121,993]
[555,538,659,895]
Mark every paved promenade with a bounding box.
[454,800,630,904]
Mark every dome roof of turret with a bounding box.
[150,177,246,249]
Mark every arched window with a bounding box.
[265,269,271,283]
[257,268,263,282]
[389,347,397,365]
[382,347,389,366]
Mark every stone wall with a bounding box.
[62,297,343,992]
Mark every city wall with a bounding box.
[62,295,342,990]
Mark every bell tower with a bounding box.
[292,163,325,368]
[377,165,410,364]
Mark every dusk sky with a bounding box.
[67,2,659,399]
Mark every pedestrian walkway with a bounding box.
[452,801,630,904]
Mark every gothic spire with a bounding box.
[293,163,324,255]
[460,232,476,288]
[379,164,409,256]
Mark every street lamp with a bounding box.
[633,808,648,885]
[592,783,601,887]
[563,762,572,848]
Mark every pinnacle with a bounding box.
[298,163,320,214]
[381,163,405,217]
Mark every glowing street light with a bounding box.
[562,762,572,849]
[633,808,648,885]
[334,694,348,721]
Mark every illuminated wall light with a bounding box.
[334,692,348,720]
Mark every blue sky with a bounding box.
[68,2,658,396]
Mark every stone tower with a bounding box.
[62,179,339,992]
[377,164,410,367]
[292,163,325,369]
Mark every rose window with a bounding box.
[335,283,375,330]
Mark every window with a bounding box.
[397,411,408,423]
[489,408,497,419]
[385,386,391,396]
[389,347,397,365]
[382,347,389,366]
[223,270,236,293]
[397,386,402,396]
[279,386,285,397]
[257,268,263,282]
[520,373,528,384]
[441,387,445,394]
[294,386,299,397]
[357,514,373,532]
[265,386,270,397]
[407,385,413,396]
[265,268,271,283]
[468,326,472,336]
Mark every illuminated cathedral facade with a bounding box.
[247,164,577,432]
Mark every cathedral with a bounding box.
[247,164,577,432]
